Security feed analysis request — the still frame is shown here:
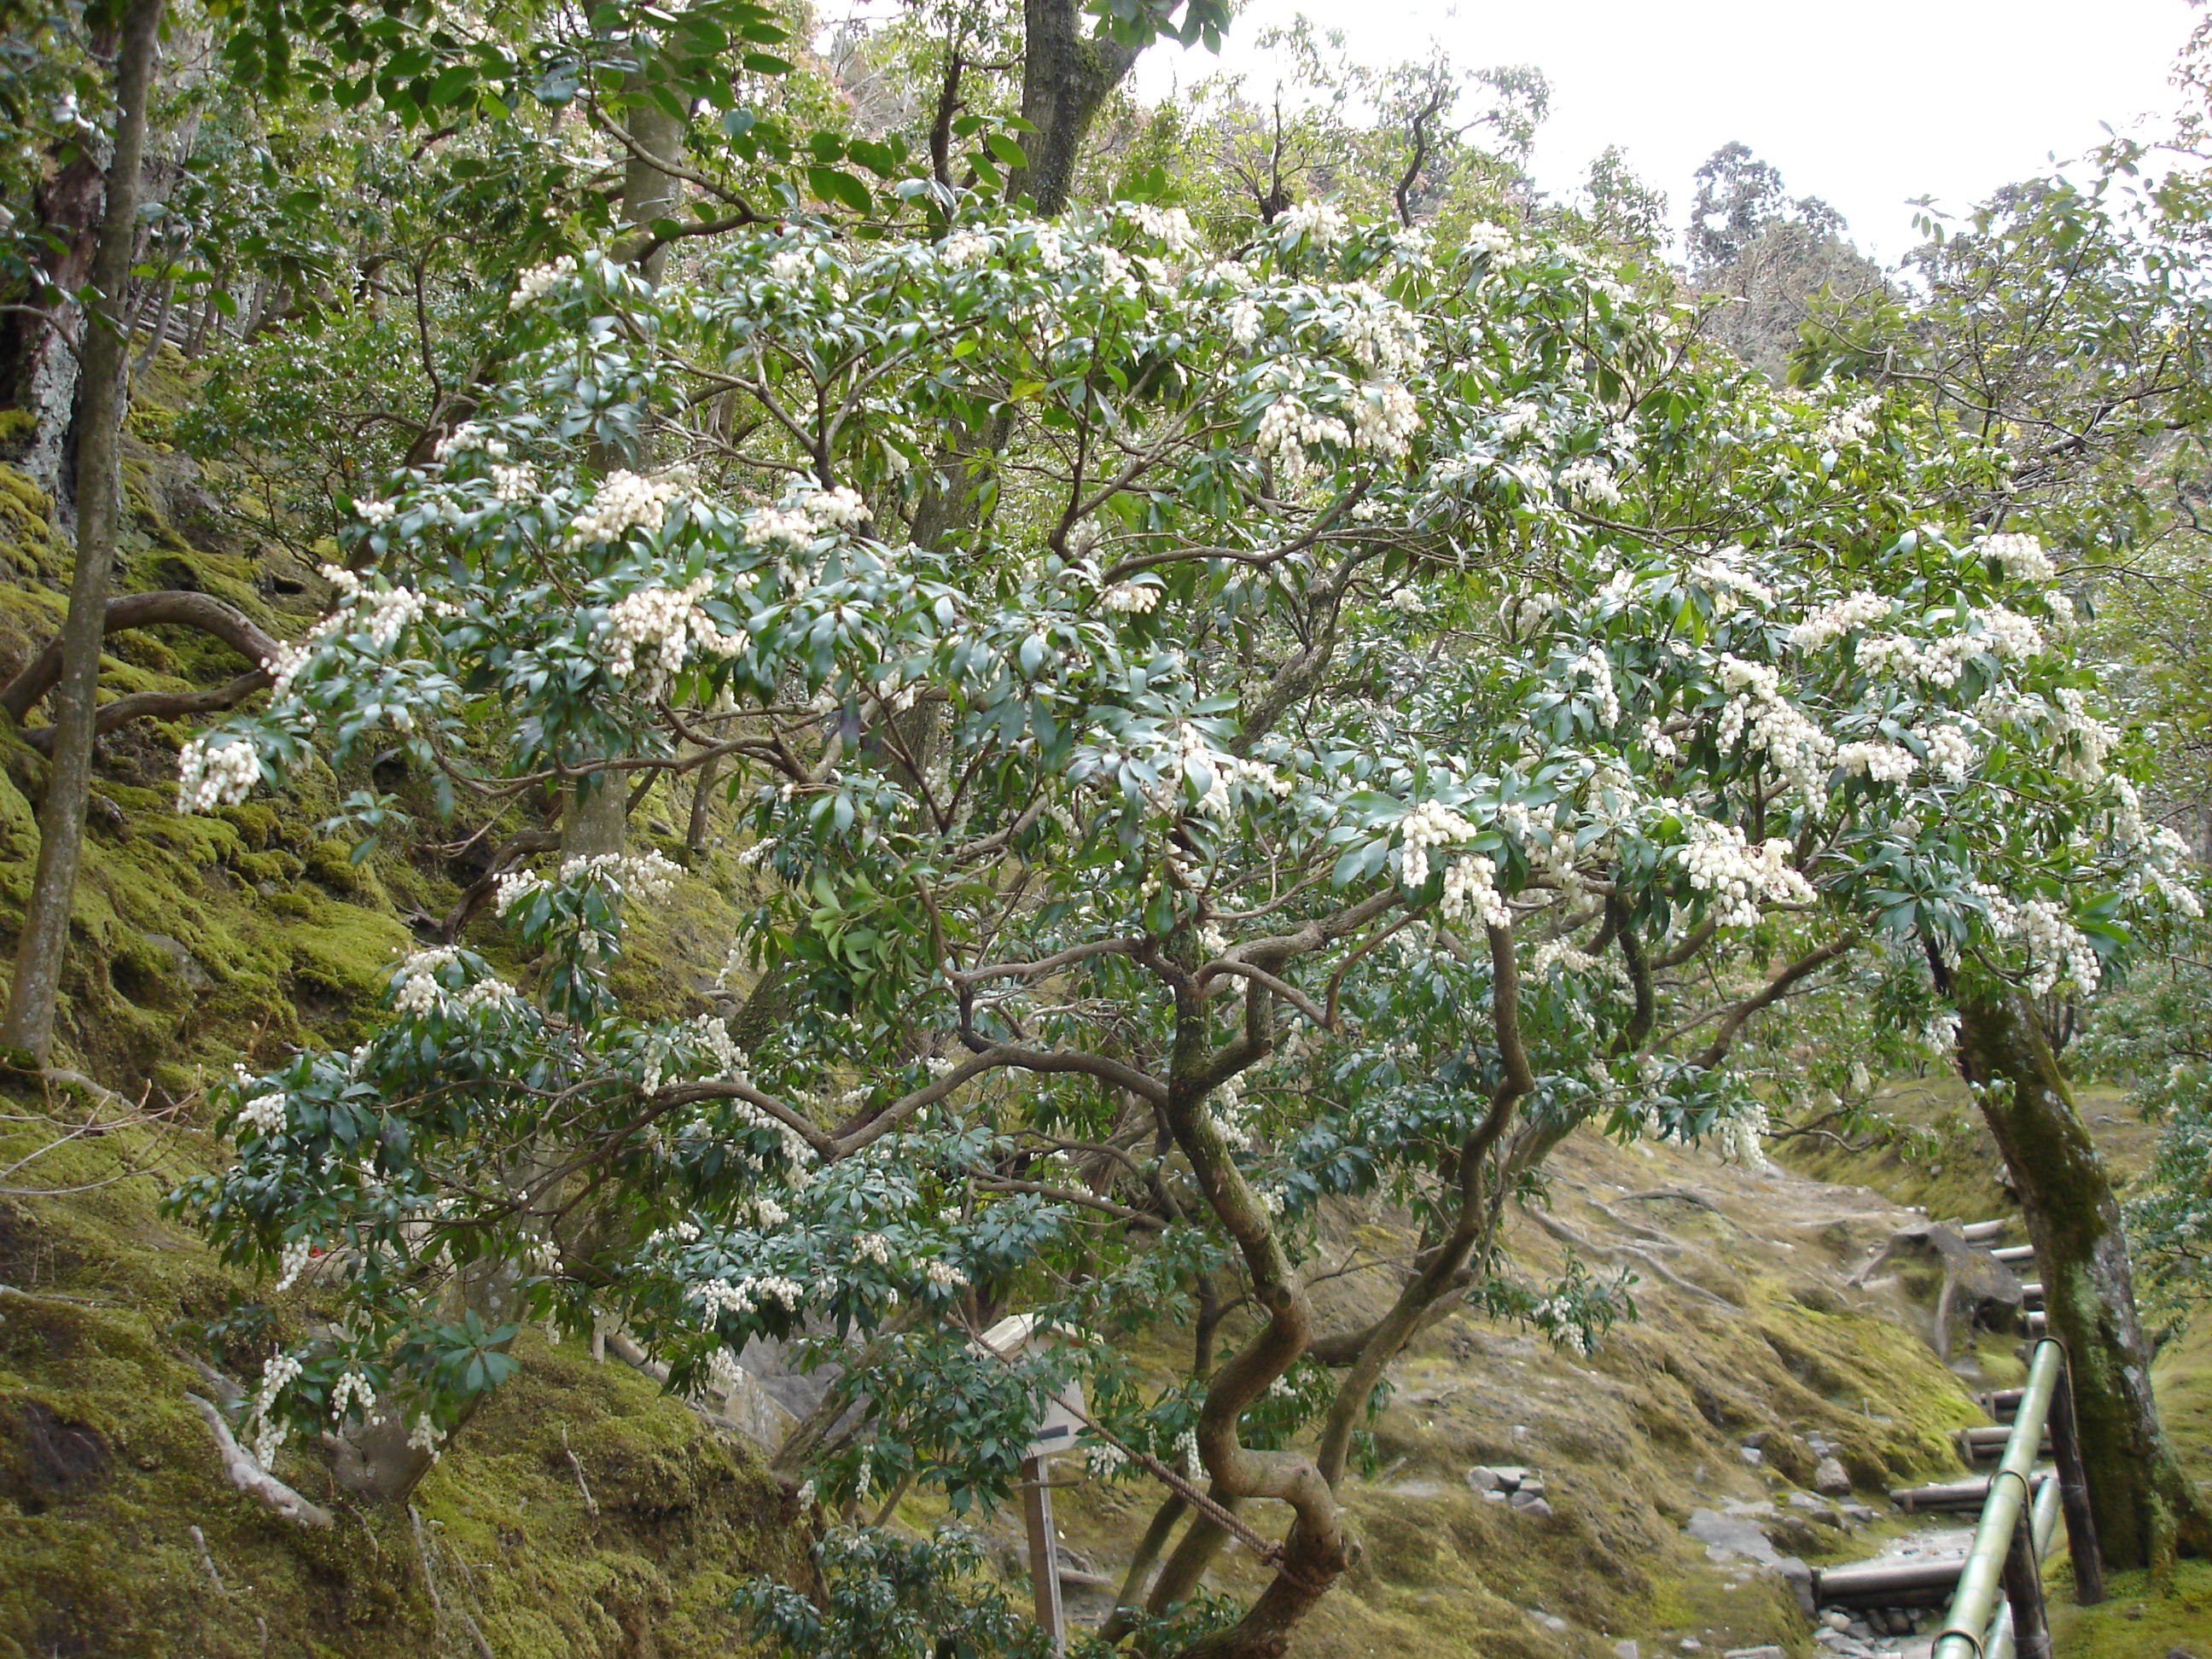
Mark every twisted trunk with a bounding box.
[1955,983,2210,1569]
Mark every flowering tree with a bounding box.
[169,198,2198,1650]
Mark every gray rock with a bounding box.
[1679,1642,1702,1653]
[1613,1643,1640,1659]
[1687,1508,1782,1566]
[1738,1446,1765,1466]
[1516,1477,1545,1497]
[1777,1556,1816,1615]
[1813,1455,1853,1495]
[1854,1222,2026,1359]
[1534,1612,1569,1632]
[1465,1465,1503,1492]
[1824,1612,1854,1632]
[1516,1496,1555,1518]
[1723,1649,1786,1659]
[139,932,211,991]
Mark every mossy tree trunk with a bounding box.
[2,0,166,1063]
[1015,0,1141,217]
[1954,982,2212,1569]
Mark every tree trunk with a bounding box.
[2,0,166,1063]
[1016,0,1142,216]
[1954,983,2211,1568]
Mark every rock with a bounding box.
[1813,1455,1853,1495]
[1516,1477,1545,1497]
[1823,1612,1854,1632]
[1519,1497,1554,1518]
[1838,1503,1877,1525]
[1613,1643,1640,1659]
[1535,1612,1569,1632]
[1465,1465,1502,1492]
[1686,1508,1782,1566]
[1484,1489,1508,1502]
[1776,1557,1816,1615]
[1853,1221,2026,1359]
[1742,1429,1775,1450]
[140,932,212,992]
[1679,1642,1701,1653]
[1723,1648,1786,1659]
[1738,1446,1765,1466]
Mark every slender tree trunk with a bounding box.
[1955,983,2211,1569]
[2,0,166,1063]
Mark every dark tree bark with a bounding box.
[1016,0,1142,217]
[3,0,167,1062]
[1955,982,2212,1569]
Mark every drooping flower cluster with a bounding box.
[1975,883,2103,997]
[177,735,262,812]
[1789,591,1892,653]
[510,256,579,309]
[568,469,686,548]
[1397,800,1480,891]
[1983,532,2056,583]
[247,1351,304,1468]
[1675,818,1816,928]
[1714,655,1834,810]
[1441,853,1513,929]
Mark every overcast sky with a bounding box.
[1129,0,2200,263]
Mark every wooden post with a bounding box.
[2000,1504,2053,1659]
[1022,1453,1064,1654]
[2044,1358,2104,1604]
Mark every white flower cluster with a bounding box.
[925,1256,968,1289]
[1386,587,1423,614]
[1495,402,1544,442]
[329,1368,376,1421]
[1331,286,1426,375]
[1441,853,1513,929]
[563,848,683,900]
[599,572,747,681]
[1860,608,2043,688]
[1676,818,1815,928]
[1256,393,1351,486]
[509,256,579,309]
[1557,457,1622,508]
[1398,800,1480,891]
[177,736,261,813]
[1975,883,2101,997]
[356,498,398,527]
[1983,532,2055,583]
[236,1091,288,1138]
[491,463,538,504]
[1086,1441,1129,1477]
[1810,396,1879,451]
[1115,201,1199,251]
[2046,687,2117,785]
[1279,201,1348,248]
[1103,580,1160,614]
[693,1273,805,1319]
[1714,1096,1770,1166]
[1691,550,1776,615]
[939,228,996,267]
[1349,382,1421,460]
[568,469,684,548]
[1567,645,1621,728]
[1466,222,1520,261]
[247,1352,303,1468]
[392,946,461,1016]
[1714,655,1834,810]
[274,1237,313,1291]
[1921,724,1976,784]
[1789,591,1891,654]
[1835,740,1915,784]
[408,1415,446,1456]
[852,1231,892,1266]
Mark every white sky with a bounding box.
[1131,0,2201,262]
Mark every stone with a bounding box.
[1739,1446,1765,1465]
[1743,1429,1775,1450]
[1517,1497,1555,1518]
[1686,1508,1782,1566]
[1516,1477,1545,1497]
[1679,1641,1701,1653]
[1613,1643,1640,1659]
[1824,1612,1854,1632]
[1723,1648,1786,1659]
[1776,1557,1816,1616]
[1535,1612,1569,1632]
[1853,1221,2026,1359]
[1813,1455,1853,1496]
[1465,1465,1503,1492]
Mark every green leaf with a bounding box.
[806,166,873,216]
